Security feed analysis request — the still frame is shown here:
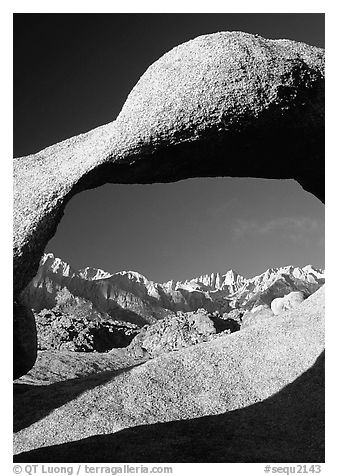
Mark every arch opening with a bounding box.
[18,176,324,358]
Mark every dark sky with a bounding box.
[14,13,325,282]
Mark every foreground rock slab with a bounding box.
[14,286,324,461]
[14,352,324,462]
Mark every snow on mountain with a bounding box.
[20,253,325,327]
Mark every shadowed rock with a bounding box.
[13,31,324,377]
[14,351,324,462]
[13,286,324,456]
[13,302,37,380]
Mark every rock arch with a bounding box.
[13,31,324,378]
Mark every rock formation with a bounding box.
[20,253,220,324]
[241,305,274,329]
[13,285,325,460]
[34,291,139,352]
[13,302,37,380]
[271,291,305,315]
[21,253,324,325]
[13,31,324,377]
[17,254,324,361]
[126,309,219,358]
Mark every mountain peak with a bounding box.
[224,268,239,278]
[116,270,151,284]
[22,253,324,326]
[78,267,112,281]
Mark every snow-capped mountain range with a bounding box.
[20,253,325,327]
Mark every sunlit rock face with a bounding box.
[126,309,218,359]
[13,286,325,460]
[21,253,324,328]
[271,291,305,316]
[13,31,324,377]
[14,32,324,298]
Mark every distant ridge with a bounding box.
[20,253,325,327]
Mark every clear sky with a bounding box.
[14,13,325,282]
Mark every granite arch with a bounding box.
[13,31,324,378]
